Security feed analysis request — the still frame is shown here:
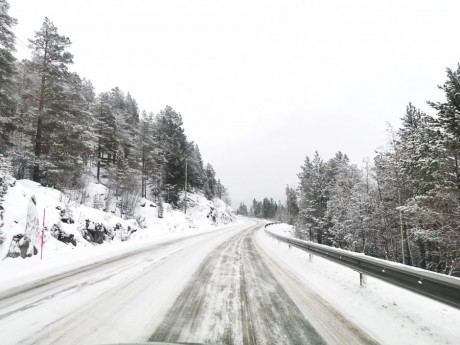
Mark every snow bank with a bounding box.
[0,179,236,262]
[0,179,138,260]
[261,223,460,345]
[131,190,236,241]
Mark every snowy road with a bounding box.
[0,218,376,345]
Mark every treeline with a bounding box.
[237,197,281,219]
[272,67,460,275]
[0,2,230,216]
[236,187,299,224]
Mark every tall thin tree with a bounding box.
[28,17,73,182]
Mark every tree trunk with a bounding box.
[141,143,146,198]
[417,239,426,268]
[97,151,101,181]
[33,74,46,183]
[455,154,460,198]
[34,37,48,183]
[400,217,413,265]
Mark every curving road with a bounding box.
[0,218,377,345]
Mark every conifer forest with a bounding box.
[0,2,229,222]
[2,0,460,276]
[242,88,460,275]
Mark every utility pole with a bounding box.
[184,159,188,214]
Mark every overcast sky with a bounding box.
[9,0,460,207]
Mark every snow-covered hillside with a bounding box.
[0,178,236,261]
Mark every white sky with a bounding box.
[9,0,460,207]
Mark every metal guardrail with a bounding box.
[264,223,460,309]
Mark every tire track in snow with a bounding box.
[0,226,245,345]
[253,229,379,345]
[239,232,325,345]
[239,264,257,345]
[150,227,248,344]
[149,223,326,345]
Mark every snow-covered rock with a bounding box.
[132,191,236,239]
[0,179,236,260]
[0,179,139,260]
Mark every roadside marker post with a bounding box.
[40,208,45,260]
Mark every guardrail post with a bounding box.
[309,253,313,262]
[359,272,367,287]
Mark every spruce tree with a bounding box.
[425,66,460,273]
[204,163,217,199]
[297,152,328,242]
[0,0,17,152]
[236,202,248,216]
[153,105,188,205]
[429,65,460,195]
[285,186,299,226]
[186,143,206,191]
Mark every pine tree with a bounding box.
[45,73,95,188]
[138,110,156,198]
[28,17,73,183]
[93,92,117,181]
[6,60,36,179]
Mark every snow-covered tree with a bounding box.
[327,160,380,254]
[138,110,156,198]
[285,185,299,226]
[28,17,73,183]
[152,105,188,205]
[186,143,206,191]
[297,152,329,243]
[0,0,17,153]
[236,202,248,216]
[204,163,217,200]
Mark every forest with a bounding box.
[241,74,460,275]
[0,0,230,225]
[2,0,460,276]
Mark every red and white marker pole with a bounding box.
[40,208,45,260]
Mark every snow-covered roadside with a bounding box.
[0,219,243,294]
[0,178,237,291]
[257,224,460,345]
[0,221,250,345]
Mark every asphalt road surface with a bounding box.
[0,218,377,345]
